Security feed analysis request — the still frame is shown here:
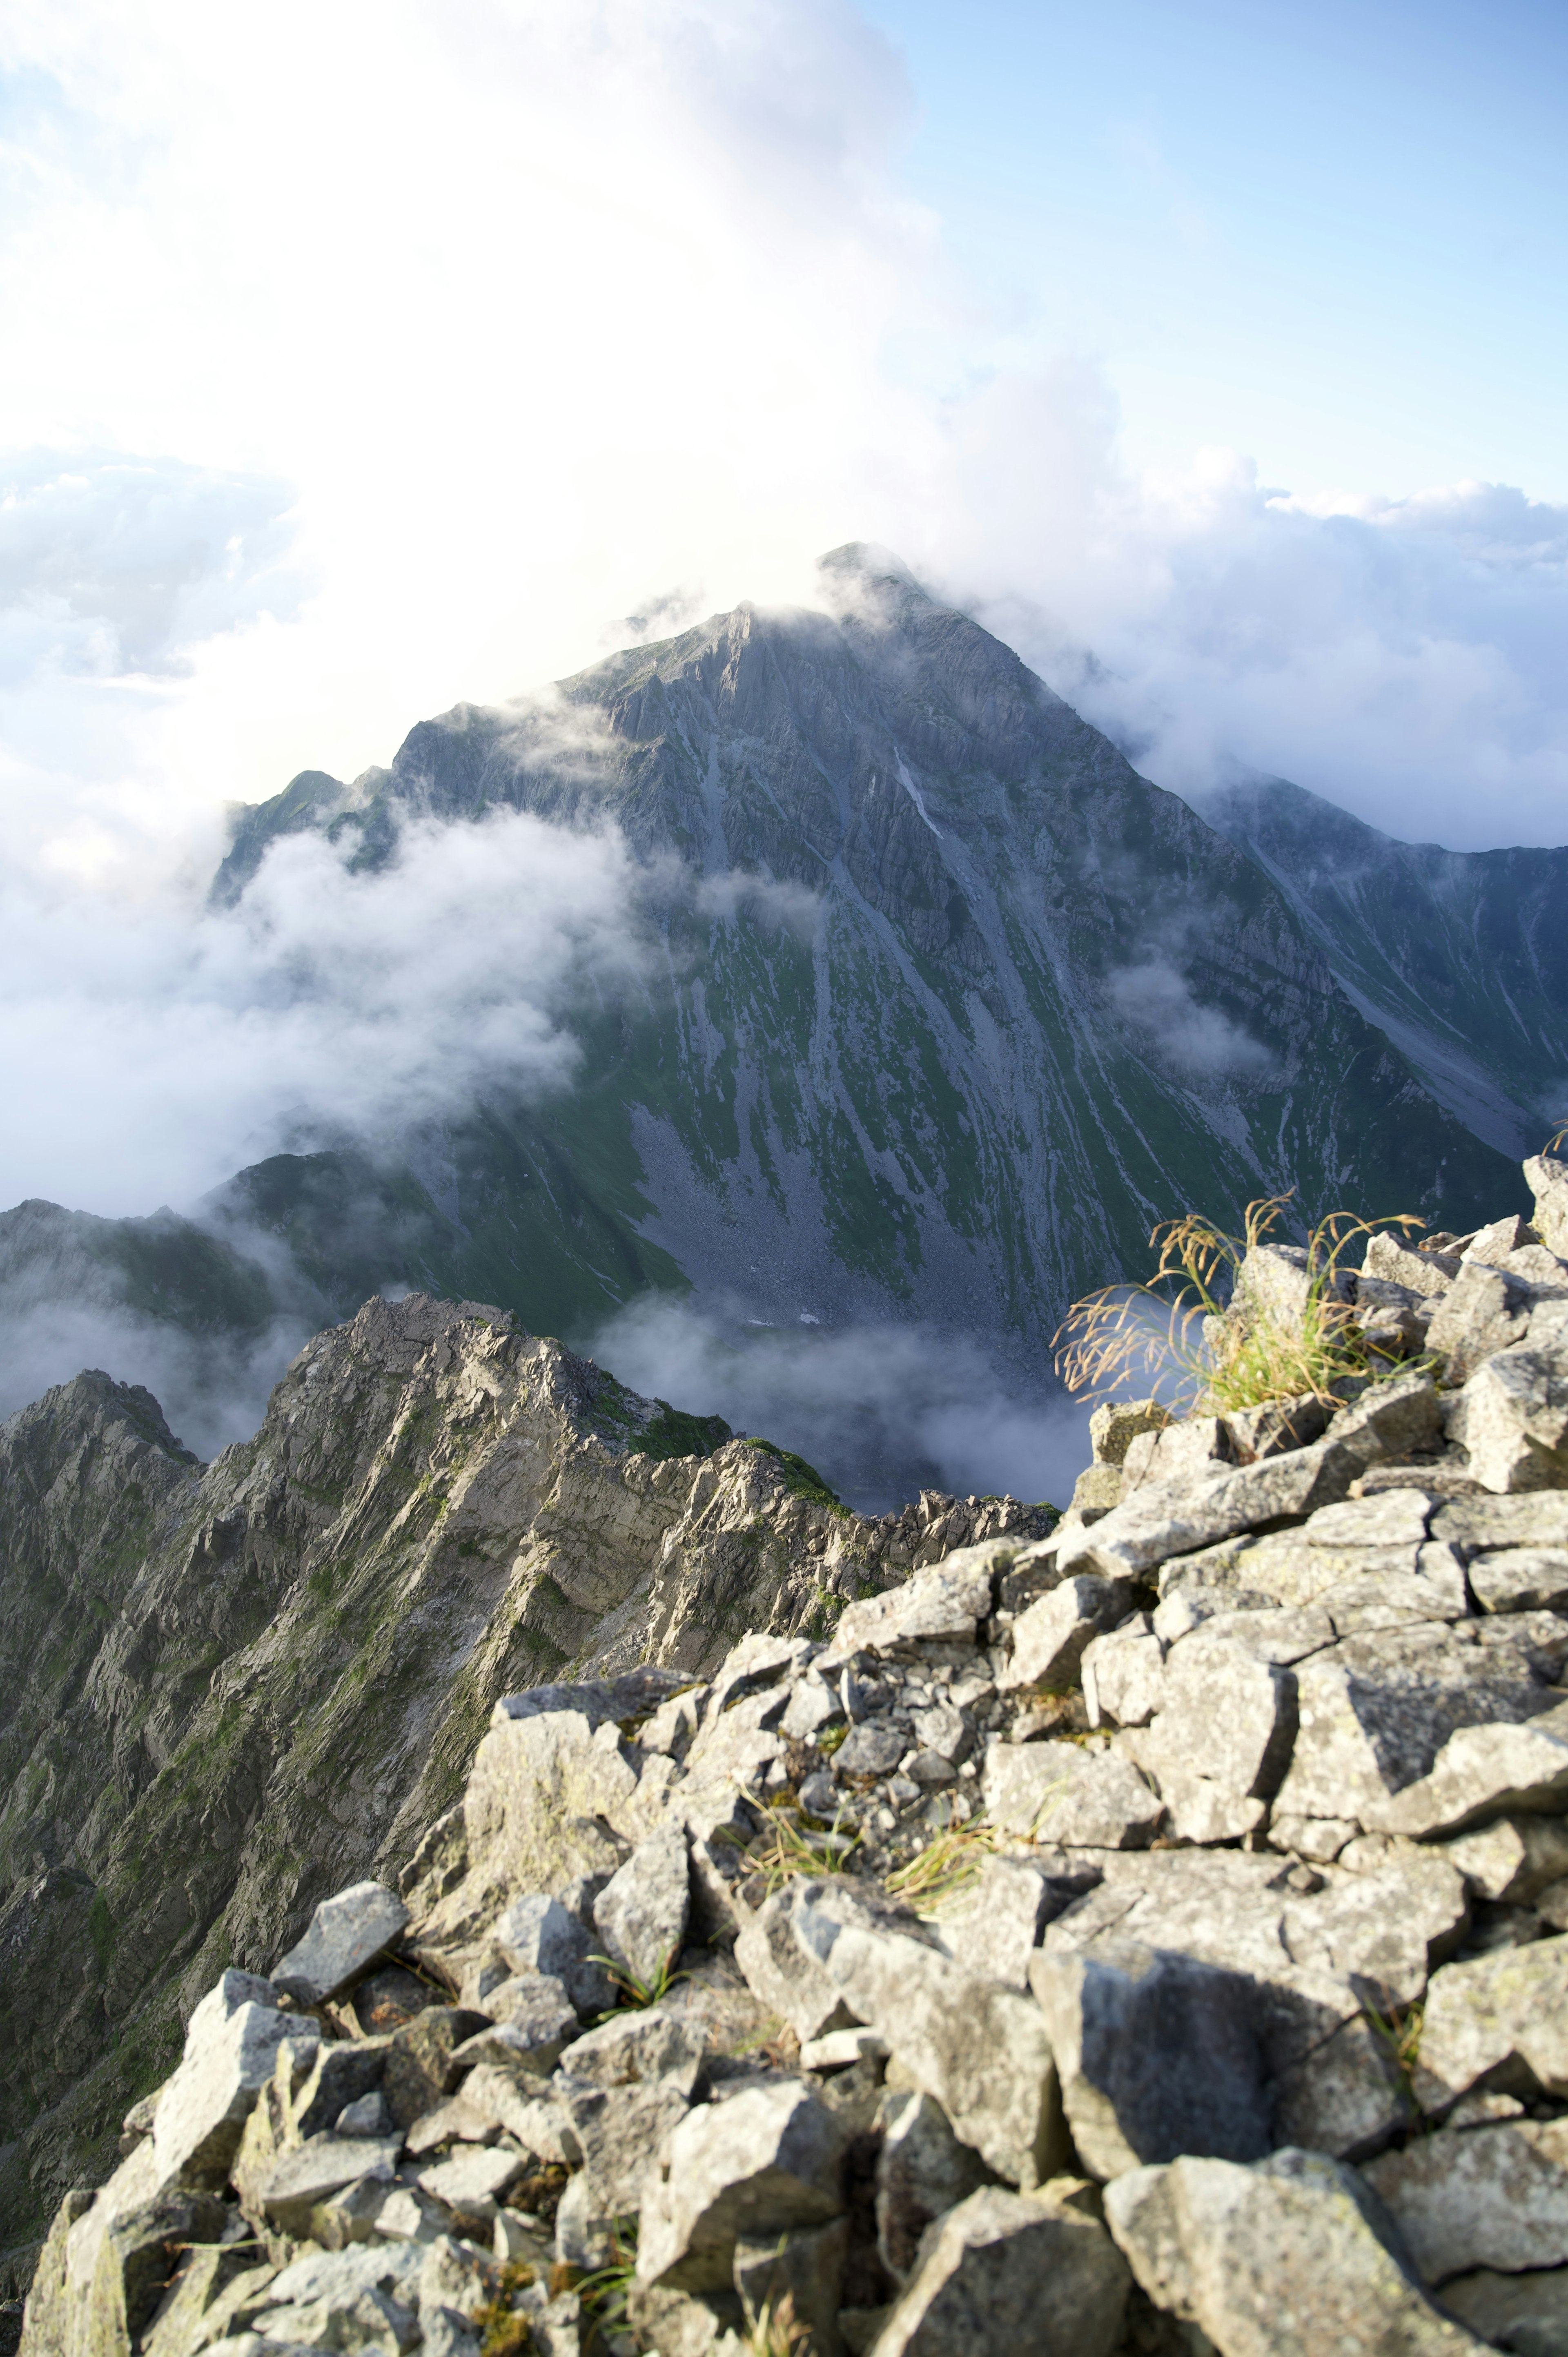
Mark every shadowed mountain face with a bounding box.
[1197,774,1568,1160]
[0,551,1518,1481]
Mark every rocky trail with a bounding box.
[14,1152,1568,2356]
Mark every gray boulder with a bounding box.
[477,1973,579,2071]
[1106,2146,1485,2354]
[557,2002,706,2098]
[834,1721,907,1779]
[555,2076,691,2213]
[981,1742,1163,1848]
[872,2184,1130,2357]
[1439,1812,1568,1902]
[252,2132,403,2239]
[1029,1942,1272,2179]
[942,1855,1065,1989]
[1364,2120,1568,2283]
[1367,1698,1568,1837]
[1081,1617,1165,1729]
[1441,2262,1568,2354]
[151,1970,302,2191]
[733,1882,860,2043]
[637,2080,846,2293]
[493,1891,616,2016]
[272,1881,410,2008]
[817,1559,994,1664]
[1427,1262,1535,1384]
[593,1822,691,1991]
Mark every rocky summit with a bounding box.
[14,1148,1568,2357]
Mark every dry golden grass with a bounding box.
[1054,1191,1423,1415]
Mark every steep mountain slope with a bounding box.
[1198,773,1568,1157]
[202,548,1513,1344]
[0,1293,1043,2250]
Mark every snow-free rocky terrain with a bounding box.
[17,1149,1568,2356]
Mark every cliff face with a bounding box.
[1198,772,1568,1157]
[0,1294,1045,2250]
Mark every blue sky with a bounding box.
[867,0,1568,499]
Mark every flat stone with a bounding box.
[1412,1936,1568,2113]
[1136,1633,1297,1808]
[817,1559,994,1664]
[415,2143,530,2219]
[942,1855,1065,1990]
[1364,2120,1568,2282]
[1106,2147,1483,2354]
[1001,1576,1133,1691]
[874,2092,990,2283]
[1363,1233,1462,1296]
[593,1822,691,1992]
[1121,1417,1236,1492]
[405,2094,500,2154]
[383,2008,491,2130]
[872,2184,1130,2357]
[1029,1942,1272,2179]
[982,1742,1162,1849]
[636,2080,847,2294]
[797,1901,1064,2186]
[1472,1546,1568,1613]
[272,1882,411,2008]
[1089,1400,1172,1467]
[151,1970,302,2191]
[1428,1262,1535,1384]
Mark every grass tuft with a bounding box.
[1055,1191,1425,1414]
[885,1817,999,1908]
[747,1804,862,1896]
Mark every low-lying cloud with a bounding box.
[1108,957,1275,1081]
[587,1292,1093,1516]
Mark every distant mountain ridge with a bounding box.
[0,548,1526,1476]
[1197,773,1568,1157]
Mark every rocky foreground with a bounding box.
[19,1152,1568,2357]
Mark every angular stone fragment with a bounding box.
[982,1742,1162,1849]
[1363,1232,1462,1295]
[1428,1262,1535,1384]
[1001,1575,1133,1690]
[873,2184,1130,2357]
[874,2093,989,2284]
[1412,1936,1568,2113]
[558,2003,706,2098]
[943,1855,1065,1989]
[1137,1633,1297,1806]
[798,1906,1064,2186]
[477,1972,579,2071]
[1106,2147,1482,2355]
[1365,1699,1568,1838]
[1081,1617,1165,1729]
[415,2142,530,2222]
[1029,1942,1272,2179]
[593,1822,691,1991]
[1450,1335,1568,1494]
[383,2007,491,2130]
[556,2076,691,2212]
[1121,1418,1235,1492]
[1470,1546,1568,1612]
[272,1881,411,2007]
[818,1559,994,1664]
[1440,1813,1568,1902]
[492,1891,615,2017]
[637,2080,846,2293]
[151,1970,301,2191]
[1226,1393,1330,1459]
[1272,1626,1559,1831]
[1526,1153,1568,1260]
[1089,1399,1173,1466]
[733,1882,860,2043]
[1364,2120,1568,2283]
[833,1721,906,1779]
[254,2134,403,2237]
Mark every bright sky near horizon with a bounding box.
[0,0,1564,920]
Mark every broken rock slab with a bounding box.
[981,1742,1162,1849]
[1000,1576,1133,1691]
[1449,1331,1568,1495]
[592,1822,690,1991]
[1440,1813,1568,1903]
[1364,1697,1568,1838]
[1029,1942,1272,2180]
[798,1903,1064,2187]
[151,1970,302,2192]
[636,2079,847,2295]
[1364,2119,1568,2283]
[872,2183,1130,2357]
[1412,1935,1568,2114]
[1106,2146,1485,2355]
[817,1557,996,1664]
[1526,1153,1568,1260]
[271,1881,410,2008]
[1441,2262,1568,2355]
